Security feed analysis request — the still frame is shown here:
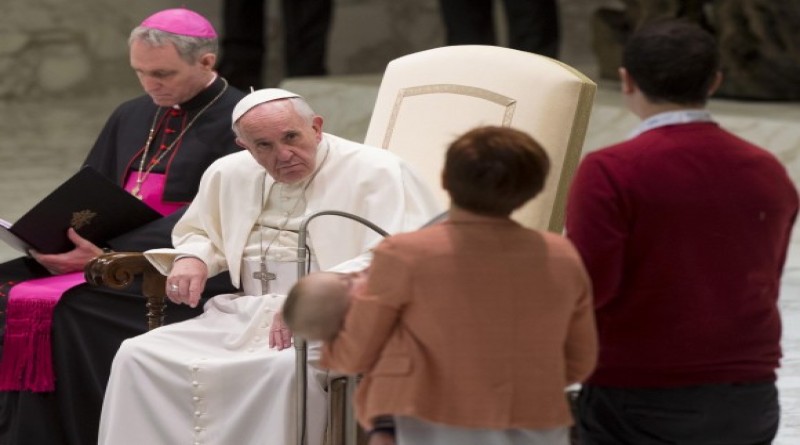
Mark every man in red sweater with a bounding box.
[566,20,799,444]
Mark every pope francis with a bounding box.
[98,88,441,444]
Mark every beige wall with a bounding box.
[0,0,620,100]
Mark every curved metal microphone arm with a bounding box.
[294,210,391,445]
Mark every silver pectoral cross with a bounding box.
[253,261,276,295]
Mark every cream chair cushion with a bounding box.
[364,45,596,232]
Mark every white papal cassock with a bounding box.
[98,134,441,445]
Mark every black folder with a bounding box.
[0,166,162,254]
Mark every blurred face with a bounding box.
[235,100,324,184]
[130,39,216,107]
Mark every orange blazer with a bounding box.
[322,211,597,431]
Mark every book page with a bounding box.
[0,224,30,254]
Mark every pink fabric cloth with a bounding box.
[123,173,182,217]
[0,273,85,391]
[0,173,173,392]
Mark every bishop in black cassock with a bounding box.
[0,8,245,445]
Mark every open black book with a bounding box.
[0,166,161,254]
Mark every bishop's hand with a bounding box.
[166,256,208,308]
[30,227,103,275]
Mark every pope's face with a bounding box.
[236,100,323,184]
[130,39,215,107]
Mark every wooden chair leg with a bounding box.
[143,269,166,330]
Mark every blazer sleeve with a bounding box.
[322,239,411,374]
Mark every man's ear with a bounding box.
[312,115,324,142]
[199,53,217,71]
[235,137,248,149]
[707,70,723,97]
[619,67,636,95]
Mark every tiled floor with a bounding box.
[1,76,799,443]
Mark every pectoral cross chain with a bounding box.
[253,261,276,295]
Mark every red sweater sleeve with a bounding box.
[565,153,629,310]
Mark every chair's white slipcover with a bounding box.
[364,45,596,232]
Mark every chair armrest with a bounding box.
[84,252,167,330]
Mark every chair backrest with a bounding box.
[364,45,596,232]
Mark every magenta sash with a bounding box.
[122,173,183,216]
[0,173,176,392]
[0,274,85,391]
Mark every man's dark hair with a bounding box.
[443,126,550,217]
[623,19,720,105]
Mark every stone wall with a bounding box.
[0,0,219,99]
[592,0,800,100]
[0,0,619,101]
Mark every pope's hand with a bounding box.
[166,257,208,308]
[30,228,103,275]
[269,311,293,350]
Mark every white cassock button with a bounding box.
[195,411,202,417]
[192,381,199,387]
[192,365,200,371]
[195,426,202,432]
[193,396,200,401]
